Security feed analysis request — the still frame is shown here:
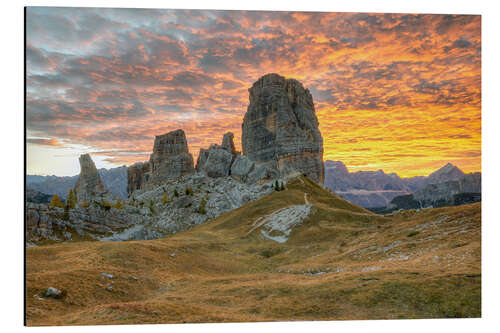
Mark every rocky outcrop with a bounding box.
[127,129,195,195]
[27,166,128,200]
[195,149,209,173]
[196,132,240,178]
[202,147,233,178]
[26,202,152,242]
[147,129,195,187]
[127,162,151,196]
[413,172,481,204]
[74,154,110,203]
[231,155,255,182]
[426,162,465,185]
[386,172,482,211]
[242,73,324,184]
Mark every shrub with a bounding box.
[162,193,168,204]
[114,199,123,209]
[80,201,90,208]
[174,189,179,197]
[49,194,64,208]
[199,197,207,214]
[280,182,285,191]
[407,231,420,237]
[149,200,156,215]
[274,180,280,191]
[185,187,194,196]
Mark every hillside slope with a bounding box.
[26,176,481,325]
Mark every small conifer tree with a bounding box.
[50,194,64,208]
[162,192,168,204]
[67,189,76,208]
[199,197,207,214]
[274,180,279,191]
[280,182,285,191]
[174,188,179,197]
[149,199,156,215]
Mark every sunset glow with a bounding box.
[26,8,481,177]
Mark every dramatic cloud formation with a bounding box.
[26,8,481,177]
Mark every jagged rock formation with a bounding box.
[127,129,195,195]
[26,202,152,242]
[147,129,195,187]
[413,172,481,204]
[231,155,255,183]
[386,172,482,211]
[196,132,240,178]
[98,173,275,241]
[242,73,324,184]
[127,162,151,195]
[26,166,128,199]
[426,162,465,185]
[323,161,479,208]
[74,154,110,203]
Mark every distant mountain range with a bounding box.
[26,161,480,210]
[26,166,128,200]
[324,161,480,209]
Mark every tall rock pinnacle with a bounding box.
[241,73,324,184]
[74,154,110,202]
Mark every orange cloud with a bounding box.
[26,9,481,177]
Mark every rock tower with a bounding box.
[241,73,324,184]
[127,129,195,195]
[74,154,110,202]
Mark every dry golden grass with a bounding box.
[26,177,481,326]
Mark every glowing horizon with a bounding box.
[26,8,481,178]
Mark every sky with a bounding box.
[26,7,481,177]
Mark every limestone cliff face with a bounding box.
[196,132,240,178]
[74,154,110,202]
[147,129,195,187]
[242,73,324,184]
[127,162,151,196]
[127,129,195,196]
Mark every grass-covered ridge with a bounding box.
[26,176,481,325]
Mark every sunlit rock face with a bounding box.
[242,73,324,184]
[127,129,195,195]
[147,129,195,187]
[74,154,110,202]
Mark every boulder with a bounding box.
[242,73,324,184]
[203,146,233,178]
[231,155,255,182]
[44,287,62,298]
[196,132,240,178]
